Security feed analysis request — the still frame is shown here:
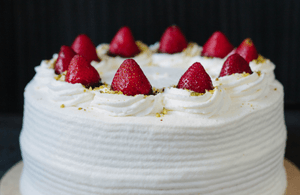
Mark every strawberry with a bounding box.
[111,59,152,96]
[54,45,76,74]
[109,26,140,58]
[227,48,236,57]
[177,62,214,93]
[235,38,258,63]
[158,25,188,54]
[201,31,234,58]
[71,34,99,62]
[219,53,253,77]
[65,55,101,87]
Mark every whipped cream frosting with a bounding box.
[47,79,95,107]
[20,78,286,195]
[96,43,152,69]
[250,58,276,83]
[214,72,269,102]
[32,51,278,118]
[163,86,231,117]
[150,42,201,67]
[33,54,57,87]
[90,86,163,116]
[20,44,286,195]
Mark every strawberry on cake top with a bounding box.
[95,26,152,72]
[150,25,202,67]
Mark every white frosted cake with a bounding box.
[19,28,287,195]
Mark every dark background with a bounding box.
[1,0,300,179]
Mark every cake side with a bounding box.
[19,78,286,195]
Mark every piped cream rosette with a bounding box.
[33,54,58,87]
[47,77,95,107]
[150,42,202,67]
[163,86,231,117]
[214,71,269,102]
[90,85,163,117]
[94,41,152,71]
[250,55,276,84]
[45,55,98,107]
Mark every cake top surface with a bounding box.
[30,28,279,121]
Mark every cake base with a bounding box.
[0,160,299,195]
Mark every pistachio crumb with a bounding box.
[257,71,261,76]
[78,107,82,110]
[54,75,60,80]
[241,72,250,77]
[162,107,168,115]
[190,91,205,96]
[156,113,161,117]
[60,104,65,108]
[136,40,149,52]
[254,55,267,64]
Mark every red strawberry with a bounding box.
[111,59,152,96]
[65,55,101,87]
[227,48,236,57]
[159,25,188,54]
[201,31,234,58]
[219,53,253,77]
[109,26,140,58]
[54,46,76,74]
[177,62,214,93]
[235,38,258,63]
[71,34,99,62]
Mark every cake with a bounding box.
[19,27,287,195]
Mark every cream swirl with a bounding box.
[47,79,94,107]
[150,42,201,67]
[90,88,163,116]
[33,54,57,87]
[250,58,276,83]
[214,72,269,102]
[163,86,231,117]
